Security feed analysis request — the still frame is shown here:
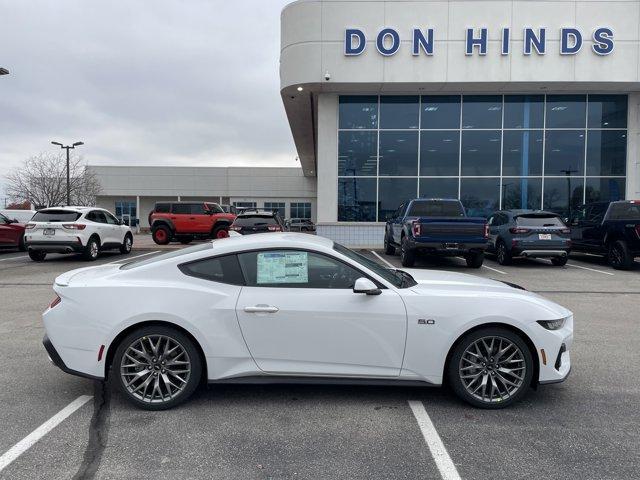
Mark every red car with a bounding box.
[148,201,236,245]
[0,212,26,251]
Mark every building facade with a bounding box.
[280,0,640,247]
[90,165,316,229]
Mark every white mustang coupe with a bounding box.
[43,233,572,410]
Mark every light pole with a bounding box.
[51,141,84,205]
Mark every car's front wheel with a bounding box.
[113,325,202,410]
[448,327,533,409]
[120,234,133,254]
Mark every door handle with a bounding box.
[244,305,279,313]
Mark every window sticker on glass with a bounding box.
[257,252,308,284]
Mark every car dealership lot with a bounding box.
[0,248,639,479]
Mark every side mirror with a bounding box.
[353,277,381,296]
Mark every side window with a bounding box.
[190,203,206,215]
[588,205,606,223]
[572,207,586,224]
[178,254,245,285]
[238,250,363,289]
[104,212,118,225]
[155,203,170,213]
[172,204,191,215]
[87,211,107,223]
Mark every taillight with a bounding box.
[267,225,282,231]
[62,224,86,230]
[49,295,61,309]
[483,224,489,239]
[411,221,421,237]
[25,223,35,230]
[509,227,531,234]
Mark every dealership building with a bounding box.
[95,0,640,247]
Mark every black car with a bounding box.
[229,209,285,235]
[569,200,640,269]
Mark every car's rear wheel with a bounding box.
[465,251,484,268]
[113,326,202,410]
[608,240,633,270]
[152,226,171,245]
[212,225,229,239]
[448,327,533,409]
[28,250,46,262]
[384,231,395,255]
[551,256,568,266]
[83,237,100,261]
[120,234,133,254]
[496,241,512,265]
[400,236,415,267]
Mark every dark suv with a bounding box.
[569,200,640,269]
[229,210,285,235]
[148,202,236,245]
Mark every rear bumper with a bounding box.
[26,241,84,253]
[42,335,102,380]
[514,249,569,258]
[407,238,488,255]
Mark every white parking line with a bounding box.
[481,264,507,275]
[0,255,28,262]
[408,400,462,480]
[566,262,614,276]
[105,250,160,265]
[0,395,92,473]
[370,250,396,268]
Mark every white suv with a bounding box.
[24,206,133,262]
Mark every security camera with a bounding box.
[324,71,331,81]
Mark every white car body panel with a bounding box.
[43,233,572,387]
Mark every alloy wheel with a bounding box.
[497,243,505,263]
[124,237,132,252]
[120,335,192,404]
[90,241,99,258]
[459,336,526,404]
[610,244,623,266]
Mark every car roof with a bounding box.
[208,233,335,257]
[501,209,558,216]
[39,206,94,213]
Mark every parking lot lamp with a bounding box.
[51,141,84,206]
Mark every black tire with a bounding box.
[112,325,202,410]
[384,231,396,255]
[495,241,512,265]
[18,234,26,252]
[212,224,230,239]
[465,251,484,268]
[120,233,133,254]
[551,256,568,266]
[152,225,171,245]
[83,236,100,261]
[400,236,415,267]
[28,250,47,262]
[608,240,634,270]
[447,327,534,409]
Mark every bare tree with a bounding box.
[4,152,101,208]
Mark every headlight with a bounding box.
[537,318,566,330]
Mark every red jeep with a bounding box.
[148,202,236,245]
[0,212,27,251]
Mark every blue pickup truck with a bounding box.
[384,198,489,268]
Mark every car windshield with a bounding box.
[0,213,8,223]
[32,210,82,222]
[234,215,278,226]
[120,243,213,270]
[333,243,416,288]
[515,215,565,227]
[408,201,464,217]
[608,202,640,220]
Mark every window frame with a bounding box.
[178,253,246,286]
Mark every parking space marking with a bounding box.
[0,255,28,262]
[408,400,462,480]
[105,250,160,265]
[371,250,396,268]
[0,395,92,473]
[481,264,507,275]
[566,262,614,276]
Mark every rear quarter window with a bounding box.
[154,203,170,213]
[515,215,564,227]
[32,210,82,222]
[608,203,640,221]
[178,254,245,285]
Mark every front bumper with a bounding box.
[42,334,102,380]
[26,241,85,253]
[535,318,573,385]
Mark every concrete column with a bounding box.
[136,195,140,233]
[316,94,339,222]
[627,93,640,199]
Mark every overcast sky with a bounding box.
[0,0,296,197]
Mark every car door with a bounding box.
[569,206,588,249]
[582,204,607,251]
[103,211,123,244]
[88,211,109,244]
[390,204,405,244]
[190,203,211,234]
[487,213,500,250]
[235,249,407,377]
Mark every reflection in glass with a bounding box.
[545,95,586,128]
[501,178,542,210]
[460,178,500,218]
[543,177,584,219]
[378,178,418,221]
[420,131,460,176]
[338,131,377,176]
[419,178,459,199]
[587,95,627,128]
[461,131,501,176]
[339,96,378,129]
[379,131,419,176]
[586,130,627,176]
[502,130,543,176]
[421,95,461,129]
[338,178,377,222]
[380,96,419,129]
[503,95,544,129]
[544,131,585,176]
[462,95,502,129]
[585,178,625,203]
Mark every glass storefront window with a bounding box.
[264,202,285,218]
[420,131,460,176]
[543,177,584,219]
[544,130,585,176]
[462,95,502,129]
[380,96,419,129]
[421,95,461,129]
[419,178,459,199]
[504,95,544,129]
[502,130,543,176]
[545,95,586,128]
[338,96,378,129]
[338,178,377,222]
[379,131,419,176]
[290,202,311,219]
[338,131,377,176]
[378,178,417,221]
[501,178,542,210]
[585,178,625,203]
[586,130,627,176]
[460,178,500,218]
[461,130,501,176]
[588,95,627,129]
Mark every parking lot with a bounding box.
[0,244,639,480]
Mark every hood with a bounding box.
[403,268,514,292]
